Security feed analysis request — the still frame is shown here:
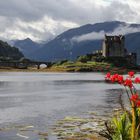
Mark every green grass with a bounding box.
[51,61,114,72]
[49,60,137,73]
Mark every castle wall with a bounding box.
[102,35,125,57]
[102,41,108,57]
[102,35,137,65]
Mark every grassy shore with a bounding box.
[0,61,139,74]
[41,61,139,74]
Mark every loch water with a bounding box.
[0,72,128,140]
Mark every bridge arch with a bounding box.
[38,63,47,69]
[36,62,52,69]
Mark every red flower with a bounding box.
[130,94,139,102]
[124,78,133,88]
[114,74,119,79]
[136,100,140,107]
[128,71,135,78]
[110,74,119,83]
[134,77,140,84]
[118,75,124,84]
[105,72,111,79]
[110,75,115,82]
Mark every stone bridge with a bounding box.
[0,61,52,69]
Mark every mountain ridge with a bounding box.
[29,21,140,62]
[11,38,42,58]
[8,21,140,63]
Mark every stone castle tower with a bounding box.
[102,34,125,57]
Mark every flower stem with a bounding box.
[124,86,131,105]
[131,101,136,140]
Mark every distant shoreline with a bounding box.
[0,60,139,73]
[0,65,139,74]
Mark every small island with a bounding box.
[46,35,138,73]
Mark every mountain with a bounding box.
[0,40,24,60]
[28,21,140,63]
[126,32,140,63]
[11,38,42,58]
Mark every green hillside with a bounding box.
[0,40,24,60]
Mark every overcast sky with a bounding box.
[0,0,140,41]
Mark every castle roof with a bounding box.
[104,35,124,44]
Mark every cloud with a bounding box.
[111,25,140,35]
[0,0,139,41]
[0,16,79,41]
[72,31,105,42]
[72,24,140,42]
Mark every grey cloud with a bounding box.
[0,17,71,41]
[0,0,85,22]
[101,1,136,22]
[0,0,139,41]
[0,0,136,24]
[0,16,16,32]
[0,0,43,21]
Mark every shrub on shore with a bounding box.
[101,72,140,140]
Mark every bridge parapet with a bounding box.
[0,61,52,69]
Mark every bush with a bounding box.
[77,56,89,63]
[53,60,68,66]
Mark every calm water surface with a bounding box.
[0,72,128,140]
